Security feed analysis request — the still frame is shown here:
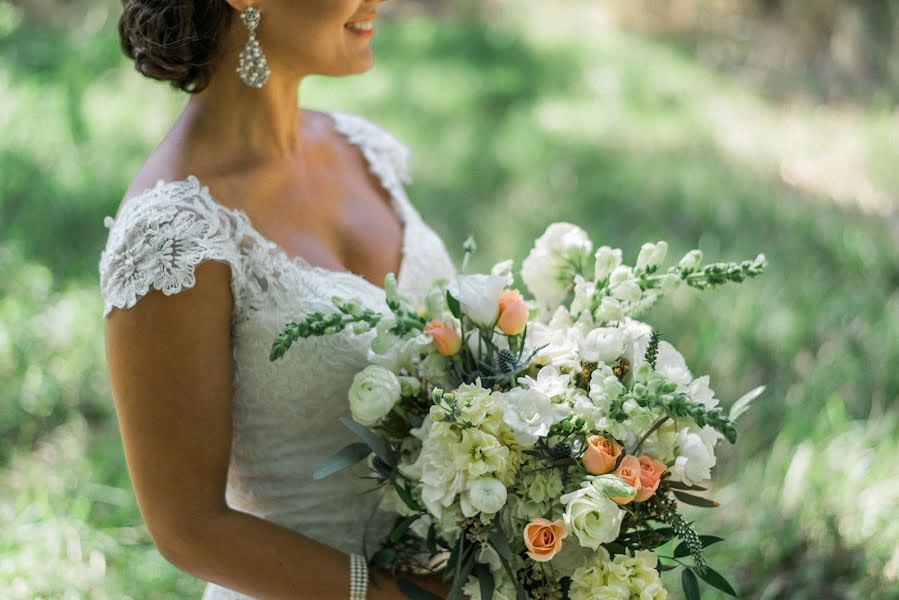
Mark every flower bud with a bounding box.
[424,320,462,356]
[678,249,703,271]
[496,289,529,336]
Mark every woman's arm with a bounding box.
[104,260,448,599]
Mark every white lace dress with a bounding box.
[98,111,457,599]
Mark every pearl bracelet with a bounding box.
[349,552,368,600]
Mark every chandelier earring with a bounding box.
[237,6,270,88]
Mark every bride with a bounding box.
[100,0,458,598]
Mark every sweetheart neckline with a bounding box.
[107,110,410,295]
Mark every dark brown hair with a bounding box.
[118,0,235,93]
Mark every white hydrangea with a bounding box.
[522,222,594,308]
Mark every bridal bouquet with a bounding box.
[270,223,767,600]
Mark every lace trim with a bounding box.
[99,111,417,318]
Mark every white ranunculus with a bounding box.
[521,222,594,308]
[654,341,692,385]
[635,241,668,271]
[448,273,510,328]
[594,246,623,281]
[669,426,720,485]
[579,327,626,364]
[461,476,508,516]
[500,386,568,447]
[560,485,624,550]
[348,365,402,426]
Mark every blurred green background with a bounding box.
[1,0,897,597]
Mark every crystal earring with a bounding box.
[237,6,270,88]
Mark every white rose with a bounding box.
[594,246,623,281]
[522,222,594,308]
[654,341,692,385]
[560,485,624,550]
[448,273,510,328]
[348,365,401,426]
[579,327,626,364]
[461,476,508,516]
[500,386,568,447]
[669,426,719,485]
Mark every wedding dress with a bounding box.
[98,111,458,599]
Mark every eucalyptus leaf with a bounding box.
[339,416,395,465]
[673,490,721,508]
[682,568,702,600]
[729,385,765,422]
[657,561,678,572]
[448,547,476,600]
[397,578,444,600]
[476,563,495,600]
[426,523,438,555]
[312,442,371,480]
[697,565,739,597]
[488,529,515,562]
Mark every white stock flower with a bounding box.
[460,476,508,516]
[571,274,597,317]
[579,327,626,364]
[678,249,703,271]
[594,246,623,281]
[654,341,692,385]
[500,386,568,447]
[348,365,401,426]
[560,485,624,550]
[635,241,668,271]
[448,273,511,328]
[594,296,624,322]
[669,426,720,485]
[522,222,594,308]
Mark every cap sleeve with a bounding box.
[98,176,244,318]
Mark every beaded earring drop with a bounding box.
[237,6,270,88]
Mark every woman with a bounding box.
[100,0,458,597]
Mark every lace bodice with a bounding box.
[98,111,457,599]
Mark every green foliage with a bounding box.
[0,0,896,597]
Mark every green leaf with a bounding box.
[657,561,678,572]
[476,563,495,600]
[697,565,739,597]
[498,555,528,600]
[389,515,420,543]
[666,481,708,492]
[339,416,395,465]
[391,480,422,512]
[487,529,515,562]
[682,568,702,600]
[426,523,438,555]
[729,385,765,422]
[397,579,444,600]
[446,290,462,319]
[448,546,476,600]
[673,491,721,508]
[312,442,371,480]
[370,547,397,569]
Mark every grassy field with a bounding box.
[1,1,897,598]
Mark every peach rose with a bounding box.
[582,436,623,475]
[496,289,529,336]
[523,518,567,562]
[634,455,667,502]
[424,320,462,356]
[610,454,642,504]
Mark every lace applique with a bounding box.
[99,181,247,319]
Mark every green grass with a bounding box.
[1,1,897,596]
